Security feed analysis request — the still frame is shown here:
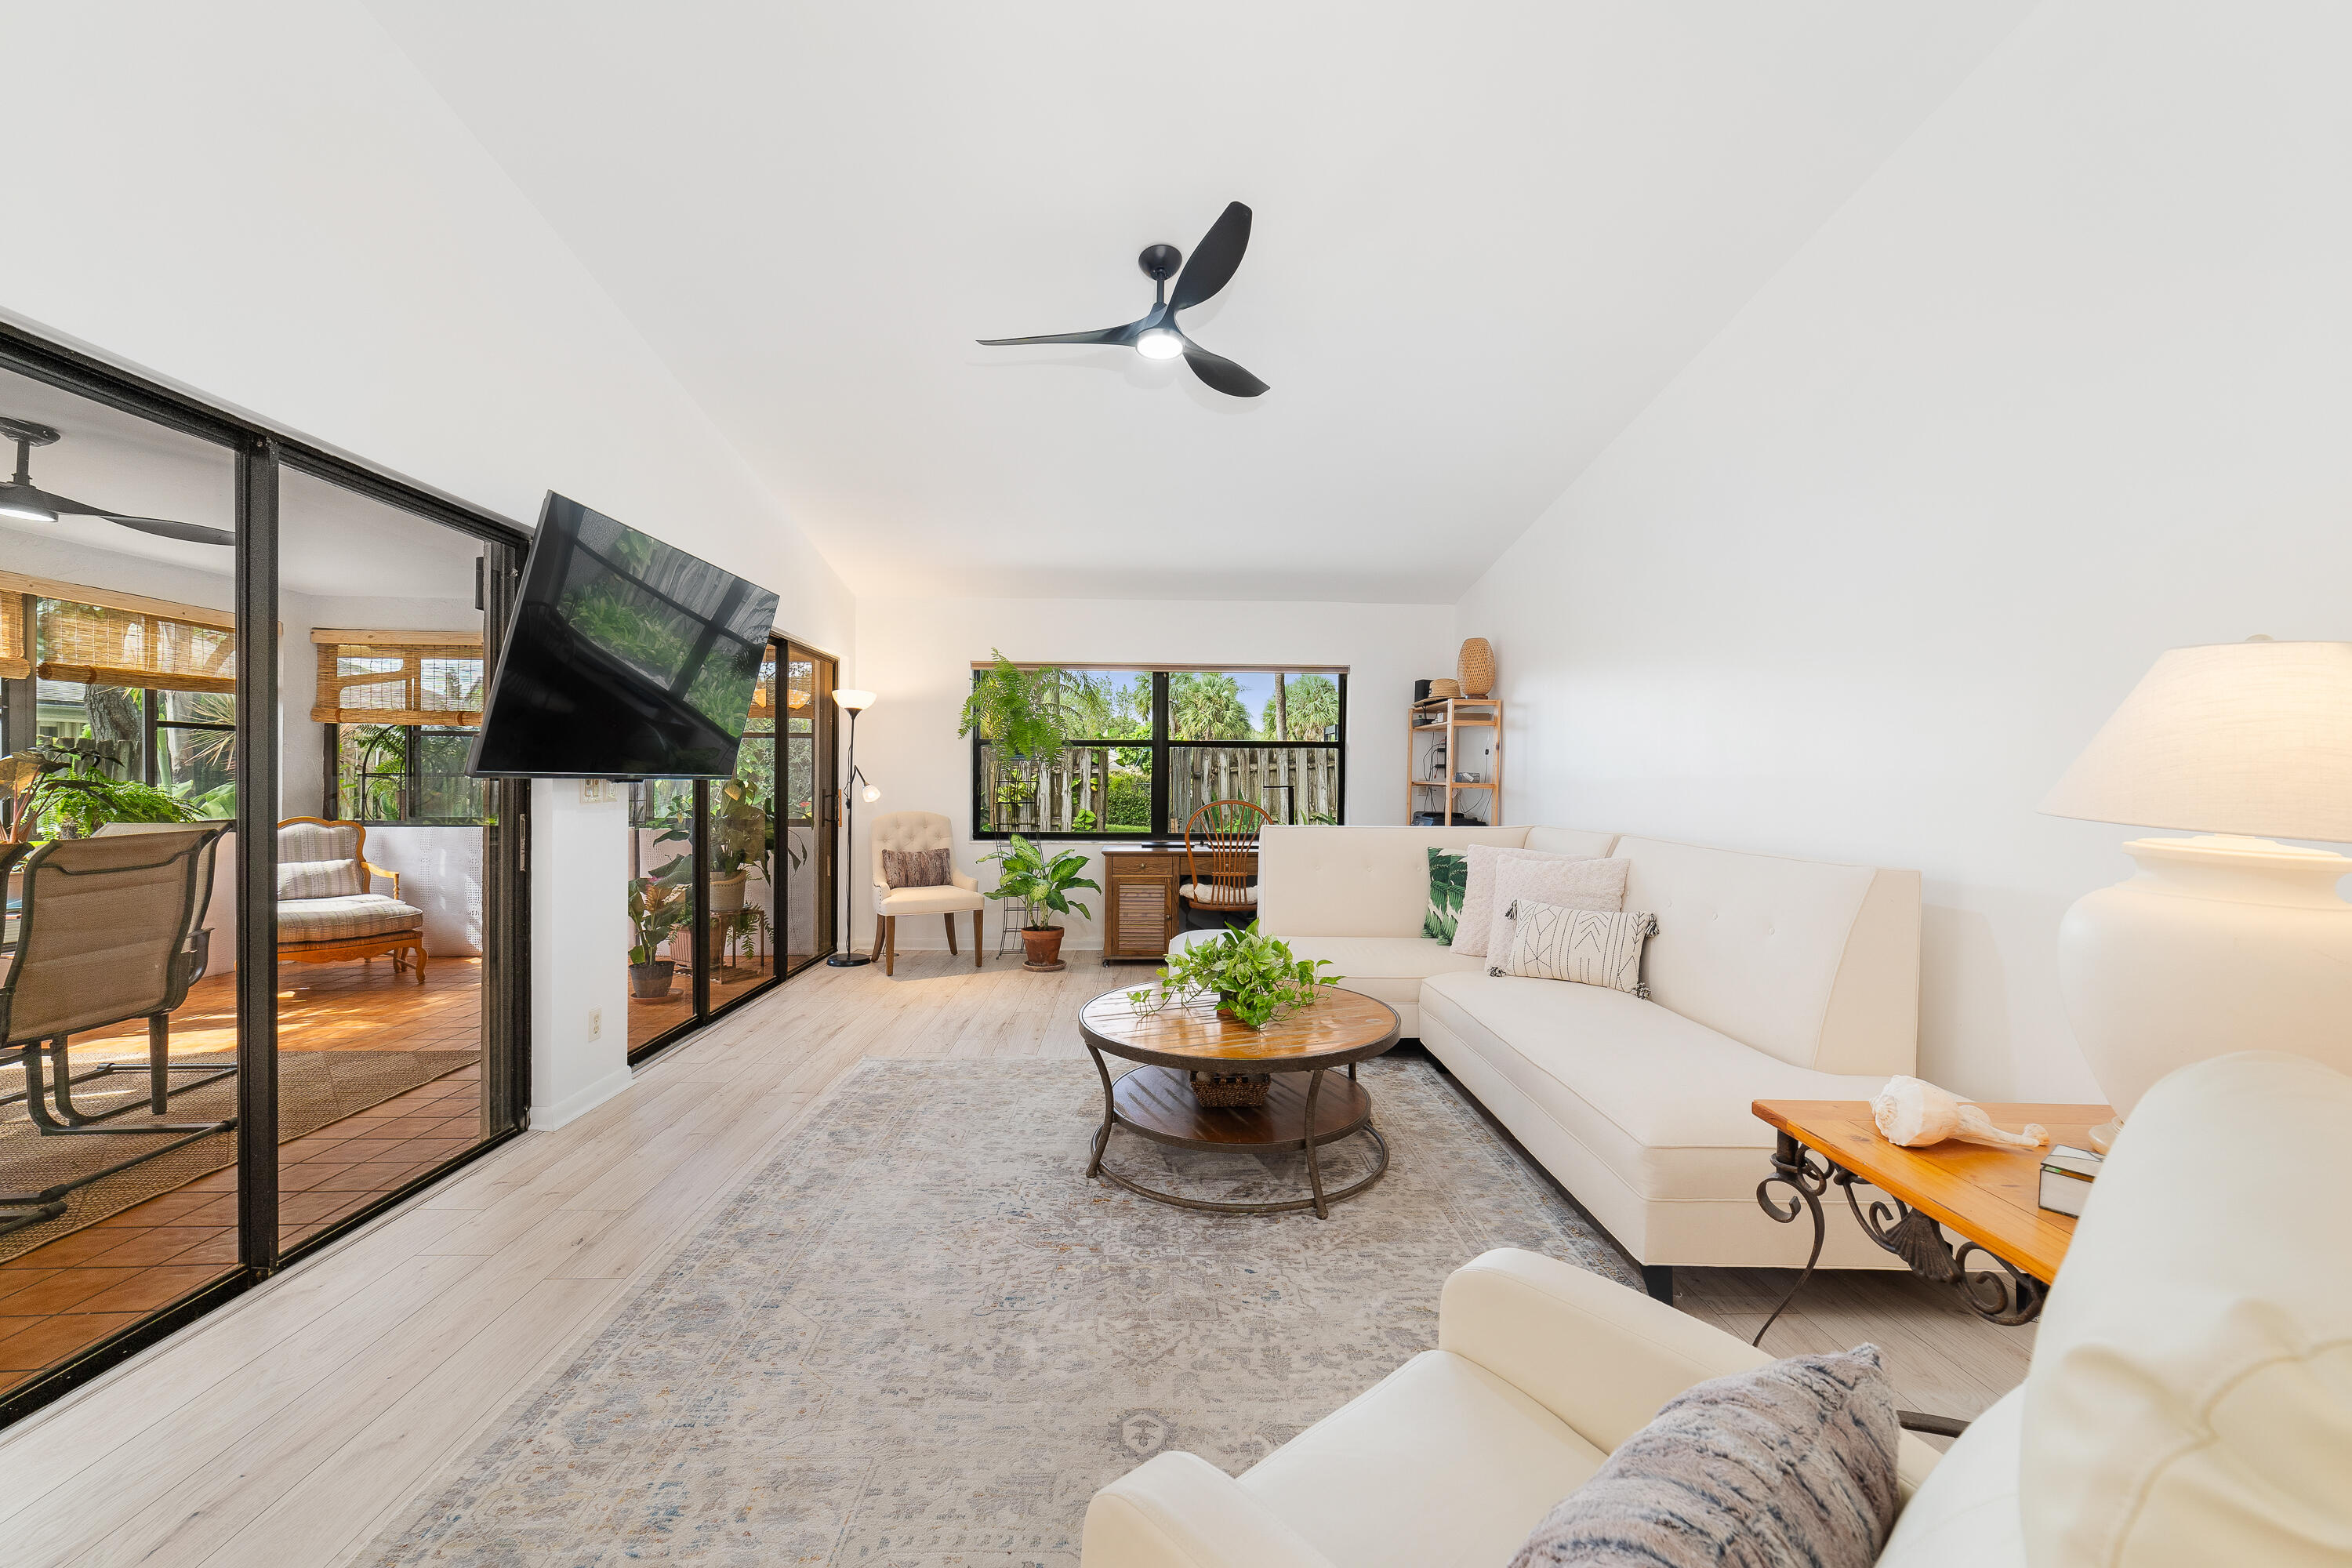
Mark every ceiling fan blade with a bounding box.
[100,514,238,547]
[1180,340,1269,398]
[977,321,1140,347]
[1168,202,1252,313]
[43,488,234,546]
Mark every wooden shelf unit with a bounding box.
[1407,696,1502,826]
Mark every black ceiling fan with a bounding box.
[0,417,234,546]
[978,200,1268,397]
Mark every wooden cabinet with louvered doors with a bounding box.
[1102,850,1180,963]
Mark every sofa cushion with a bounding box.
[1419,971,1888,1203]
[1277,936,1486,1018]
[1507,1345,1900,1568]
[1257,826,1534,937]
[1241,1348,1607,1568]
[277,893,422,942]
[876,883,985,916]
[1454,844,1594,958]
[1493,902,1655,995]
[1616,837,1900,1073]
[2021,1051,2352,1567]
[1876,1387,2027,1568]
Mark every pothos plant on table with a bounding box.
[1127,923,1344,1106]
[979,832,1099,971]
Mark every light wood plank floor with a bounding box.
[0,953,2028,1566]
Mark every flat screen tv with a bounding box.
[467,493,781,779]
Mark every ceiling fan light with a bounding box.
[1135,328,1184,361]
[0,487,57,525]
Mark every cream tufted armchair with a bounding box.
[866,811,985,976]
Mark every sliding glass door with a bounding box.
[622,637,836,1064]
[0,325,530,1428]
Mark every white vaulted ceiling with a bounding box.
[364,1,2031,603]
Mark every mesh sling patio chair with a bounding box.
[0,826,236,1236]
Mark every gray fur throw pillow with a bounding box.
[881,848,952,888]
[1508,1345,1900,1568]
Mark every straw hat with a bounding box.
[1428,677,1463,700]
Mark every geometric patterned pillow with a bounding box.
[1489,898,1657,998]
[1422,846,1468,941]
[1508,1345,1900,1568]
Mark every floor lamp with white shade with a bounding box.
[2042,637,2352,1150]
[825,687,879,967]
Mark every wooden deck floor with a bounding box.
[0,952,2029,1566]
[0,960,485,1401]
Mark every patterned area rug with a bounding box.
[365,1054,1639,1566]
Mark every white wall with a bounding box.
[1457,0,2352,1101]
[5,0,857,1126]
[851,596,1457,952]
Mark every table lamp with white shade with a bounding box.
[2042,637,2352,1149]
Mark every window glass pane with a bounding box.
[1055,670,1152,740]
[415,728,488,824]
[1169,744,1341,829]
[978,742,1154,836]
[338,722,408,821]
[1167,671,1339,741]
[626,779,697,1051]
[157,690,238,818]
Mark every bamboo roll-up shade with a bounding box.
[311,629,485,725]
[0,593,26,682]
[35,599,238,694]
[746,656,776,725]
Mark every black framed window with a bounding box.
[971,667,1346,839]
[325,721,490,825]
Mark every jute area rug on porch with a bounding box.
[365,1055,1640,1567]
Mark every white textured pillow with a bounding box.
[1482,855,1628,962]
[1491,898,1657,996]
[1452,845,1595,958]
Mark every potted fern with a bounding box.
[979,833,1099,971]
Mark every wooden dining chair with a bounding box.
[1178,799,1271,927]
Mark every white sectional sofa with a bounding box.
[1188,825,1922,1290]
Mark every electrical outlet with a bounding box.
[587,1007,603,1040]
[580,779,615,804]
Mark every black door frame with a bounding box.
[0,319,535,1425]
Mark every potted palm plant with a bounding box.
[959,651,1080,833]
[626,877,689,998]
[979,832,1099,971]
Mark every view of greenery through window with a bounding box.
[335,722,489,825]
[975,667,1344,838]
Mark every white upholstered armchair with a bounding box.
[867,811,985,976]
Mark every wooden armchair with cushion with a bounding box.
[275,818,427,980]
[867,811,985,977]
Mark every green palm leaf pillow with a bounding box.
[1424,846,1468,941]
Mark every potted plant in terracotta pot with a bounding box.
[980,833,1099,971]
[626,876,689,998]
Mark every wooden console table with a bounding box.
[1751,1098,2112,1338]
[1100,844,1257,964]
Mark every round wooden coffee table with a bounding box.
[1076,987,1402,1219]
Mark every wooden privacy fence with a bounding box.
[1171,746,1339,827]
[981,745,1339,834]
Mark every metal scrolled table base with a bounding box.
[1753,1129,2049,1338]
[1084,1048,1390,1219]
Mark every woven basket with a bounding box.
[1428,677,1463,700]
[1457,637,1495,698]
[1190,1071,1272,1108]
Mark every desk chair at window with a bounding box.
[0,827,236,1236]
[1179,800,1269,931]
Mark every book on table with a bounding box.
[2038,1143,2103,1218]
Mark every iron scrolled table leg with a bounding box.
[1751,1130,1832,1347]
[1837,1175,2048,1327]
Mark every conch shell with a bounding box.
[1871,1075,2047,1151]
